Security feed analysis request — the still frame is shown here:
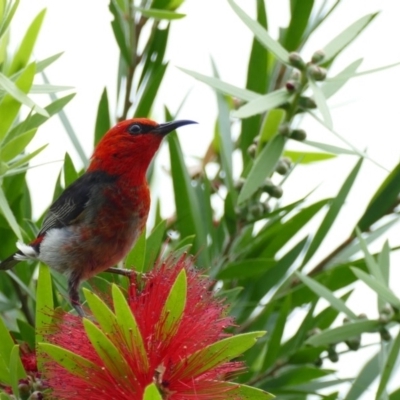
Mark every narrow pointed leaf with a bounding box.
[180,331,265,378]
[29,84,73,94]
[284,150,335,164]
[0,186,22,240]
[160,269,187,337]
[126,227,146,272]
[309,79,332,129]
[303,140,357,155]
[143,383,162,400]
[83,288,117,335]
[232,89,290,119]
[144,219,166,272]
[8,9,46,75]
[378,241,390,285]
[351,268,400,309]
[35,264,53,347]
[38,343,100,378]
[8,144,47,170]
[0,317,16,382]
[36,52,63,73]
[94,88,111,145]
[225,382,274,399]
[323,13,378,62]
[259,109,286,145]
[238,134,285,204]
[0,0,19,38]
[307,319,380,346]
[0,128,37,162]
[9,345,25,398]
[295,272,357,319]
[227,0,289,63]
[179,67,258,101]
[83,318,131,377]
[303,158,363,264]
[112,284,149,369]
[376,329,400,399]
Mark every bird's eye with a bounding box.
[128,124,142,134]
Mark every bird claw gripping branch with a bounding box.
[0,118,196,316]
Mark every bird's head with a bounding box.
[88,118,196,181]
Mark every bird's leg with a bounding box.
[105,267,136,277]
[68,276,85,317]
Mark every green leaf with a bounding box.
[143,383,162,400]
[343,350,380,400]
[83,318,131,377]
[376,329,400,399]
[303,140,357,155]
[378,241,390,285]
[0,71,48,118]
[225,383,274,399]
[284,0,314,51]
[322,58,363,99]
[83,288,117,335]
[284,150,335,164]
[355,227,385,284]
[357,160,400,231]
[160,269,187,338]
[0,63,36,139]
[6,144,47,171]
[259,109,286,145]
[227,0,289,64]
[295,272,357,319]
[109,1,131,65]
[179,331,265,378]
[112,284,149,369]
[307,319,380,346]
[16,319,35,350]
[179,67,258,102]
[9,345,25,397]
[36,52,63,73]
[238,134,285,204]
[0,316,16,383]
[63,152,78,187]
[168,130,207,266]
[8,9,46,75]
[263,296,290,371]
[351,267,400,309]
[303,158,363,265]
[29,84,73,94]
[309,79,332,129]
[323,13,378,62]
[94,88,111,146]
[217,259,275,280]
[35,263,53,369]
[0,0,19,38]
[38,342,100,378]
[232,89,291,119]
[134,7,185,20]
[144,219,166,272]
[125,227,146,272]
[0,186,22,240]
[0,128,36,162]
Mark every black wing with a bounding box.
[39,170,117,236]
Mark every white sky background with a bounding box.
[11,0,400,397]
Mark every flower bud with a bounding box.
[247,143,257,158]
[290,129,307,141]
[311,49,325,64]
[345,335,361,351]
[275,159,289,175]
[288,52,305,70]
[28,392,44,400]
[18,382,31,397]
[314,357,323,367]
[298,96,317,109]
[308,64,327,81]
[380,328,391,342]
[286,80,299,92]
[380,305,393,317]
[269,185,283,199]
[358,313,368,319]
[261,201,271,214]
[327,345,338,363]
[248,203,264,219]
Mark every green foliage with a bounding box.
[0,0,400,398]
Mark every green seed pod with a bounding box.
[286,80,299,92]
[328,345,339,363]
[18,382,31,397]
[314,357,323,367]
[278,123,291,137]
[345,335,361,351]
[358,313,368,319]
[247,143,257,158]
[28,392,44,400]
[269,185,283,199]
[290,129,307,141]
[261,201,271,214]
[249,203,264,219]
[288,52,306,70]
[380,304,393,317]
[298,96,317,109]
[380,328,392,342]
[311,49,325,64]
[308,64,327,81]
[234,178,245,190]
[275,159,289,175]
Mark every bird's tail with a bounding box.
[0,253,21,270]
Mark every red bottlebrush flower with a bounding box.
[40,255,269,399]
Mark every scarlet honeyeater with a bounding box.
[0,118,196,315]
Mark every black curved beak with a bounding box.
[154,120,197,135]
